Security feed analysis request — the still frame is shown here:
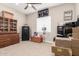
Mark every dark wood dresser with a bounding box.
[0,33,20,48]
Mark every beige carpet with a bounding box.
[0,41,55,56]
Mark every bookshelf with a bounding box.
[10,19,17,32]
[0,16,17,33]
[0,11,19,48]
[0,17,3,32]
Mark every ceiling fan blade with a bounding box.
[24,4,28,9]
[32,5,37,10]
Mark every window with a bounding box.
[37,16,51,32]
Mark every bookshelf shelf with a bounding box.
[0,16,17,33]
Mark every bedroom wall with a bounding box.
[75,3,79,19]
[49,3,76,42]
[26,3,76,43]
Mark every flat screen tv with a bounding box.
[57,24,72,37]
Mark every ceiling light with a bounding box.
[15,3,19,5]
[28,4,31,7]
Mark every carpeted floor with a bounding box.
[0,41,55,56]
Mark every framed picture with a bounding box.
[38,8,49,18]
[64,10,73,21]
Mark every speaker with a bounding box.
[22,26,30,41]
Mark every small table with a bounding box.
[31,36,43,43]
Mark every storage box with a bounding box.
[2,11,14,19]
[72,33,79,39]
[72,27,79,39]
[72,47,79,56]
[55,38,71,48]
[51,46,72,56]
[72,27,79,33]
[72,39,79,48]
[0,38,11,48]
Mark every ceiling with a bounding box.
[1,3,63,15]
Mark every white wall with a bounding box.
[49,3,76,42]
[37,16,51,32]
[26,12,37,35]
[26,3,76,43]
[0,4,27,38]
[75,4,79,19]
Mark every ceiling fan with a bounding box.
[24,3,41,10]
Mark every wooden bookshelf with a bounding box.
[0,16,17,33]
[0,11,19,48]
[0,16,19,48]
[10,19,17,32]
[0,17,3,32]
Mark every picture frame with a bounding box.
[64,10,73,21]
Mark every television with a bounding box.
[57,26,64,36]
[57,23,72,37]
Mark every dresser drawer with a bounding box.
[0,38,11,48]
[0,33,20,48]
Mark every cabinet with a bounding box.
[22,26,30,41]
[0,34,19,48]
[0,16,19,48]
[9,34,19,45]
[0,16,17,33]
[0,38,10,48]
[72,27,79,39]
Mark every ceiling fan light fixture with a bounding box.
[24,3,41,10]
[15,3,19,5]
[28,4,31,7]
